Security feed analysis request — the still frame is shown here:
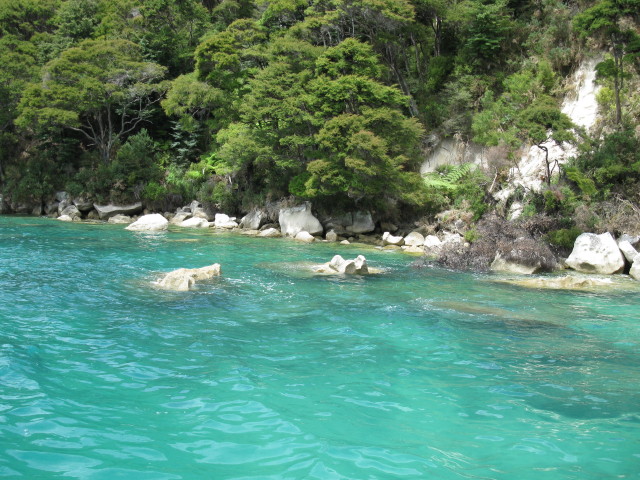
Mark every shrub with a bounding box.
[547,227,582,249]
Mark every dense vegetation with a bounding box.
[1,0,639,230]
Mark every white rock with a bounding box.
[566,232,625,274]
[630,255,640,281]
[57,215,73,222]
[325,230,338,242]
[170,212,191,225]
[346,211,375,234]
[424,235,442,248]
[239,210,265,230]
[125,214,169,232]
[94,202,143,220]
[258,227,281,238]
[617,240,639,263]
[295,231,315,243]
[156,264,221,291]
[340,240,350,245]
[279,202,323,236]
[353,255,368,274]
[382,231,404,246]
[180,217,210,228]
[441,232,463,245]
[108,214,132,224]
[404,231,425,247]
[490,252,541,275]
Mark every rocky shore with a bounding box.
[4,191,640,285]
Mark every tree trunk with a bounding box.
[539,144,551,186]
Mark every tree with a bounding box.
[574,0,640,125]
[472,65,575,185]
[16,39,166,164]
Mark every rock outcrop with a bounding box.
[382,232,404,246]
[313,255,371,274]
[156,263,221,291]
[94,202,143,220]
[125,214,168,231]
[279,203,323,237]
[566,232,625,274]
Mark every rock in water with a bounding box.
[179,217,209,228]
[566,232,625,274]
[618,240,639,264]
[157,264,221,291]
[108,214,132,224]
[278,202,323,237]
[631,254,640,281]
[295,231,315,243]
[240,209,265,230]
[404,232,425,247]
[317,254,370,274]
[126,214,168,232]
[382,232,404,246]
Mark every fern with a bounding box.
[423,163,475,192]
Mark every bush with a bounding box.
[547,227,582,249]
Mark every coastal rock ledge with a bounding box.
[156,264,222,291]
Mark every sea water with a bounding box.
[1,216,639,479]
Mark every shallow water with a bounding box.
[1,216,639,479]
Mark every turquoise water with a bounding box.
[1,216,640,479]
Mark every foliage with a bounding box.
[547,227,582,249]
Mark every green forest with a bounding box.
[1,0,639,237]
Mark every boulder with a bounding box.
[94,202,143,220]
[346,211,375,234]
[108,214,133,224]
[125,213,168,232]
[189,200,202,213]
[192,206,212,221]
[404,231,425,247]
[490,252,541,275]
[156,263,221,291]
[295,231,315,243]
[214,213,238,229]
[340,240,350,245]
[566,232,625,274]
[319,254,369,274]
[258,227,281,238]
[86,210,100,220]
[57,199,70,216]
[179,217,209,228]
[617,240,639,264]
[619,234,640,248]
[239,209,265,230]
[490,237,557,274]
[279,202,323,237]
[73,197,94,213]
[382,231,404,246]
[60,204,82,221]
[45,201,59,216]
[31,205,43,216]
[170,212,191,225]
[57,215,73,222]
[424,235,443,256]
[630,255,640,281]
[325,230,338,242]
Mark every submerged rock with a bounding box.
[382,231,404,246]
[497,275,620,290]
[126,214,168,231]
[156,263,221,291]
[566,232,625,274]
